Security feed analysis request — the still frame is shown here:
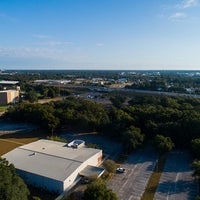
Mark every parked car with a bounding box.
[116,167,126,173]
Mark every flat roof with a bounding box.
[2,139,102,182]
[0,90,19,93]
[0,81,19,85]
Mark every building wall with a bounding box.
[63,150,103,191]
[7,90,19,104]
[0,92,7,104]
[17,170,63,193]
[0,90,19,104]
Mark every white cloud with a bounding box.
[0,47,85,63]
[32,34,51,39]
[178,0,198,9]
[42,41,73,46]
[33,39,73,46]
[96,43,104,47]
[0,47,60,59]
[170,12,187,19]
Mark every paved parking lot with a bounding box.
[108,146,158,200]
[61,132,122,160]
[154,151,199,200]
[0,121,37,135]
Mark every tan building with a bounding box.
[0,90,19,104]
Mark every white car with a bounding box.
[116,167,126,173]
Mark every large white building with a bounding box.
[2,139,104,193]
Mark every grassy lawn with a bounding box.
[0,128,56,200]
[0,129,47,156]
[0,106,8,112]
[0,137,39,156]
[141,153,168,200]
[0,140,20,156]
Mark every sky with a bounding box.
[0,0,200,70]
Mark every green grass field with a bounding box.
[0,129,47,156]
[0,106,8,112]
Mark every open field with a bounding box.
[0,136,40,156]
[0,123,46,156]
[0,140,21,156]
[0,106,8,112]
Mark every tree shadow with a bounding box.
[156,179,198,198]
[0,128,46,139]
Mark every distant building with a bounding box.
[0,80,19,85]
[0,90,19,104]
[2,139,104,193]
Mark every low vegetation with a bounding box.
[103,159,117,174]
[46,135,67,143]
[0,106,8,112]
[141,153,167,200]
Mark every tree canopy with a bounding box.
[0,157,30,200]
[191,138,200,159]
[3,94,200,149]
[83,179,118,200]
[191,160,200,178]
[103,159,117,174]
[154,135,174,154]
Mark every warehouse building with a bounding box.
[0,90,19,104]
[2,139,104,193]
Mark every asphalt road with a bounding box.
[154,151,199,200]
[61,131,122,160]
[108,146,158,200]
[0,121,37,135]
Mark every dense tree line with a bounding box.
[3,97,109,132]
[3,94,200,150]
[22,84,70,103]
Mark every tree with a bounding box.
[154,135,174,154]
[191,138,200,159]
[191,160,200,178]
[110,95,126,108]
[25,90,38,103]
[47,88,56,98]
[103,159,117,174]
[122,126,144,153]
[83,179,118,200]
[0,157,30,200]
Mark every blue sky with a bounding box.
[0,0,200,70]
